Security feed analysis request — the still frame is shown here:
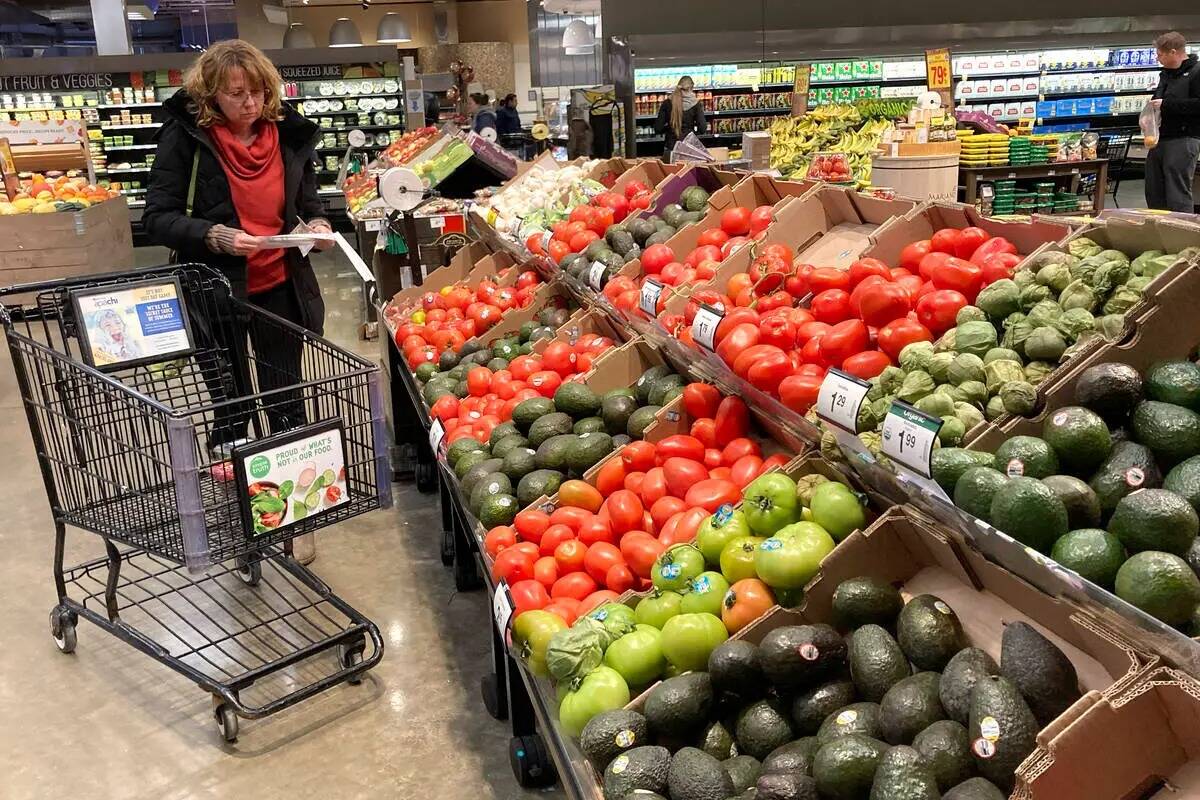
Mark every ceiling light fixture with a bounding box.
[329,17,364,48]
[376,12,412,44]
[283,22,316,48]
[561,18,595,54]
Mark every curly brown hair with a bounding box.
[183,39,283,128]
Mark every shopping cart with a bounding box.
[0,263,391,742]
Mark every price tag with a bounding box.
[492,580,515,650]
[816,368,871,433]
[428,418,446,455]
[588,261,608,291]
[925,47,953,107]
[639,278,664,316]
[692,304,724,351]
[364,218,382,232]
[429,216,445,230]
[881,400,943,478]
[539,230,553,254]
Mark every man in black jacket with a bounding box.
[1147,31,1200,211]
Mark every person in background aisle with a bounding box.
[467,92,498,135]
[1147,31,1200,211]
[143,39,327,565]
[654,75,707,158]
[496,93,522,136]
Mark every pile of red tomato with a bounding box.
[661,227,1024,414]
[390,270,543,370]
[482,385,788,623]
[433,335,616,446]
[526,181,656,264]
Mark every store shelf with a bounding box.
[99,101,162,109]
[292,92,401,101]
[320,124,397,132]
[100,123,161,130]
[303,107,399,116]
[1041,88,1156,97]
[102,143,157,150]
[105,166,151,174]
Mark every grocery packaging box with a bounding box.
[1014,666,1199,800]
[0,197,134,284]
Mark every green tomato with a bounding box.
[754,522,836,589]
[660,612,729,672]
[603,627,666,689]
[587,602,637,641]
[679,571,731,617]
[512,610,568,678]
[742,473,800,537]
[558,666,631,737]
[634,590,683,629]
[808,483,867,542]
[696,505,751,566]
[720,535,765,582]
[651,543,706,592]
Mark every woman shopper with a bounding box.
[467,92,498,135]
[654,75,707,157]
[1146,31,1200,211]
[144,39,328,564]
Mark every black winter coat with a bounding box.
[1154,54,1200,140]
[143,90,327,333]
[654,99,707,154]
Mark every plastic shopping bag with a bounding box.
[1140,101,1161,149]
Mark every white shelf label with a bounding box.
[429,215,445,230]
[881,401,942,478]
[692,305,724,351]
[816,368,871,433]
[639,278,664,316]
[429,418,446,455]
[493,580,515,650]
[364,218,382,232]
[588,261,608,291]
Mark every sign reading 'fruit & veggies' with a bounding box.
[234,420,351,538]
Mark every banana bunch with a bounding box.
[771,111,896,185]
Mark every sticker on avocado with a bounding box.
[614,730,635,748]
[800,643,820,662]
[933,600,953,616]
[610,755,629,774]
[979,716,1001,741]
[1052,411,1069,426]
[1006,458,1025,478]
[835,708,857,725]
[1125,467,1145,487]
[972,738,996,759]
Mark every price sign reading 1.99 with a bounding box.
[881,400,943,479]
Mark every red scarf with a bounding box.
[209,121,287,294]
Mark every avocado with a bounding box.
[627,405,662,439]
[452,380,470,398]
[512,397,556,433]
[661,204,686,227]
[477,493,518,528]
[868,744,940,800]
[414,362,438,382]
[535,434,577,472]
[528,412,576,448]
[967,676,1037,791]
[943,777,1007,800]
[460,458,504,498]
[736,699,796,760]
[896,595,965,672]
[1041,475,1102,530]
[756,772,819,800]
[993,436,1060,479]
[723,755,762,793]
[446,436,487,467]
[1165,455,1200,515]
[635,366,674,404]
[518,321,537,343]
[574,416,608,434]
[879,672,946,745]
[517,469,563,507]
[1115,551,1200,626]
[811,735,888,800]
[648,374,687,406]
[602,394,640,436]
[761,737,819,776]
[1042,406,1112,474]
[849,625,910,702]
[469,472,512,515]
[707,639,765,700]
[489,421,520,443]
[486,357,509,372]
[939,648,999,725]
[1132,400,1200,467]
[644,673,714,740]
[609,229,638,256]
[498,447,537,484]
[953,467,1009,524]
[422,379,456,407]
[698,719,737,760]
[912,720,973,791]
[988,476,1070,553]
[1089,440,1162,516]
[668,747,736,800]
[603,745,671,800]
[792,680,858,736]
[831,578,904,631]
[1108,488,1199,556]
[816,702,882,743]
[567,432,615,476]
[555,382,602,419]
[489,434,530,459]
[999,621,1081,728]
[491,341,521,362]
[646,229,674,247]
[758,625,847,691]
[930,448,997,494]
[580,708,649,769]
[626,219,658,246]
[1051,528,1126,589]
[1145,359,1200,409]
[613,434,633,449]
[453,448,492,480]
[1075,362,1143,423]
[681,186,711,213]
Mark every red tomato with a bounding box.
[551,571,597,601]
[484,525,516,558]
[577,516,616,546]
[491,548,536,584]
[980,252,1022,286]
[582,541,623,584]
[623,180,650,200]
[547,239,572,264]
[749,205,774,235]
[543,599,579,625]
[810,289,852,325]
[955,227,991,260]
[759,315,797,350]
[915,289,969,336]
[720,207,752,236]
[466,366,492,397]
[513,508,551,544]
[894,273,925,300]
[698,228,730,249]
[691,418,718,449]
[796,320,832,345]
[761,454,790,472]
[641,243,676,275]
[684,479,741,512]
[640,467,668,506]
[620,531,664,579]
[594,457,627,497]
[650,496,687,532]
[877,317,934,361]
[930,257,984,301]
[430,394,459,423]
[808,268,851,295]
[931,227,963,255]
[778,373,823,414]
[533,556,559,588]
[819,319,870,367]
[569,229,600,253]
[704,447,723,469]
[745,346,793,394]
[509,579,551,615]
[721,437,761,465]
[554,539,588,573]
[899,239,933,270]
[682,383,722,419]
[849,258,892,287]
[527,370,563,398]
[605,490,645,535]
[541,341,577,375]
[730,454,765,488]
[841,349,893,380]
[673,507,711,545]
[605,564,636,593]
[715,322,760,365]
[970,237,1018,266]
[686,245,724,267]
[856,281,912,328]
[714,396,750,446]
[578,590,621,617]
[655,435,706,465]
[539,524,576,557]
[661,457,708,500]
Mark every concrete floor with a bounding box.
[0,250,560,800]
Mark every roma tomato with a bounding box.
[720,206,752,236]
[918,250,954,281]
[856,281,912,328]
[929,257,984,300]
[915,289,969,336]
[930,227,963,255]
[730,455,765,488]
[818,319,869,367]
[697,228,730,249]
[841,349,892,380]
[808,267,851,295]
[663,457,710,499]
[980,252,1021,285]
[533,556,559,588]
[743,346,793,393]
[715,322,760,365]
[877,317,933,361]
[796,320,832,345]
[514,508,551,544]
[559,480,603,513]
[578,590,622,618]
[955,226,990,260]
[674,507,712,545]
[899,239,932,270]
[969,236,1018,266]
[640,468,668,506]
[550,506,592,532]
[484,525,516,557]
[655,435,706,465]
[621,531,665,579]
[539,524,576,558]
[691,418,718,449]
[510,579,551,615]
[685,479,742,512]
[682,383,722,419]
[491,548,536,584]
[758,315,797,350]
[582,541,623,584]
[594,457,627,497]
[810,289,852,325]
[650,496,688,532]
[543,599,580,625]
[604,564,636,593]
[578,517,616,546]
[621,441,657,473]
[704,448,723,469]
[623,471,646,497]
[552,571,597,601]
[778,373,822,414]
[713,397,750,446]
[848,258,892,286]
[721,437,761,465]
[554,539,589,573]
[605,490,645,534]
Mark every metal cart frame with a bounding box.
[1,264,391,742]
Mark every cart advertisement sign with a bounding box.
[234,420,351,538]
[71,277,194,370]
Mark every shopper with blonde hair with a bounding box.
[654,75,707,156]
[144,39,327,563]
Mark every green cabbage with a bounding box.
[1068,237,1103,259]
[1031,250,1076,269]
[954,321,999,358]
[1094,314,1127,340]
[1020,283,1053,310]
[953,381,989,406]
[956,305,988,325]
[897,370,936,403]
[1053,307,1096,341]
[1069,258,1101,286]
[1098,249,1130,265]
[927,352,955,384]
[1001,381,1038,415]
[954,402,985,431]
[1024,361,1055,386]
[984,347,1023,364]
[820,428,843,463]
[1002,319,1035,354]
[936,328,958,353]
[938,417,967,446]
[898,341,935,373]
[1035,263,1072,293]
[588,603,637,643]
[986,395,1007,421]
[984,359,1026,394]
[1059,279,1098,313]
[859,396,892,431]
[915,392,955,418]
[1103,286,1142,315]
[1024,326,1067,361]
[1012,269,1037,289]
[1131,249,1165,275]
[976,279,1022,321]
[546,620,606,682]
[948,353,987,386]
[877,366,905,395]
[1093,261,1131,296]
[1125,275,1153,294]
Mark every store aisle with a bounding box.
[0,252,560,800]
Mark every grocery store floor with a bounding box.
[0,249,560,800]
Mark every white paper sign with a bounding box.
[429,418,446,454]
[816,368,871,433]
[639,278,664,316]
[881,401,943,478]
[588,261,608,291]
[428,215,445,230]
[692,305,724,351]
[493,580,515,650]
[258,233,338,254]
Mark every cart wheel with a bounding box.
[510,734,556,788]
[215,704,239,743]
[338,641,365,685]
[440,526,454,566]
[416,461,437,493]
[235,558,261,587]
[49,607,76,655]
[480,673,507,720]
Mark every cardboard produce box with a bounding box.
[0,198,133,285]
[1014,665,1199,800]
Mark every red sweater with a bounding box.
[209,121,287,294]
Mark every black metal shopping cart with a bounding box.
[0,263,391,742]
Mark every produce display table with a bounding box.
[959,157,1110,213]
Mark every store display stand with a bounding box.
[960,157,1109,212]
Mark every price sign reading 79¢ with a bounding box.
[925,48,952,107]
